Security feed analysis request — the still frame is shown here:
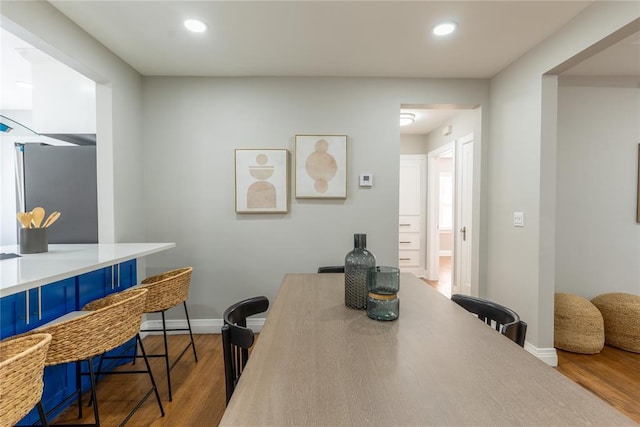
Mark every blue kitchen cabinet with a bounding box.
[118,259,137,289]
[75,260,136,306]
[101,260,138,370]
[77,266,112,308]
[0,275,75,340]
[26,277,77,329]
[0,292,27,339]
[34,278,77,421]
[12,278,77,425]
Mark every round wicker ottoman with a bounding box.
[554,293,604,354]
[591,292,640,353]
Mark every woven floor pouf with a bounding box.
[554,293,604,354]
[591,292,640,353]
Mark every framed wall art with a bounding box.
[295,134,347,199]
[235,149,289,213]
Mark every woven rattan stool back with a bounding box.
[0,333,52,427]
[139,267,193,313]
[40,288,148,365]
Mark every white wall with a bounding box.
[141,77,489,319]
[31,56,96,134]
[1,1,145,247]
[556,83,640,298]
[487,2,639,354]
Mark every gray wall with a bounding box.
[487,2,639,349]
[400,134,428,154]
[141,77,489,319]
[556,83,640,298]
[424,109,479,154]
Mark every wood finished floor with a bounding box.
[422,255,452,297]
[48,334,640,426]
[50,334,226,427]
[556,345,640,424]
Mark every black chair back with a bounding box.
[221,296,269,404]
[451,294,527,347]
[317,266,344,273]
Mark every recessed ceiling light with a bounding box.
[433,22,457,36]
[15,81,34,89]
[184,19,207,33]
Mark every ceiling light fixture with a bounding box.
[400,113,415,127]
[184,19,207,33]
[15,80,34,89]
[433,22,457,36]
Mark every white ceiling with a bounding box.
[3,1,639,135]
[48,1,594,78]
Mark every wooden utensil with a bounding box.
[43,211,61,228]
[16,212,33,228]
[31,207,45,228]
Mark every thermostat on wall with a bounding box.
[359,173,373,187]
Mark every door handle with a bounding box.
[460,226,466,241]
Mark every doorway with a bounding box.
[426,143,454,297]
[399,106,478,298]
[425,134,474,298]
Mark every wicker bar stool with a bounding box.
[0,333,52,427]
[135,266,197,401]
[33,288,164,426]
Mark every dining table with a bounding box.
[219,273,635,426]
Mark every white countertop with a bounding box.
[0,243,175,297]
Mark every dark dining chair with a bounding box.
[221,296,269,404]
[317,266,344,273]
[451,294,527,347]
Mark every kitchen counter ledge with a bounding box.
[0,243,175,297]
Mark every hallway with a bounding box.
[422,256,451,298]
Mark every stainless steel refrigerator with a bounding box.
[18,143,98,243]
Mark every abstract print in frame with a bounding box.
[235,149,289,213]
[295,135,347,199]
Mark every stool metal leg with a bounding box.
[87,358,100,427]
[76,360,83,418]
[183,302,198,362]
[160,311,172,401]
[37,401,49,427]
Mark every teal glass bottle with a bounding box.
[344,234,376,309]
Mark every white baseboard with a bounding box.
[139,318,266,338]
[524,342,558,367]
[140,318,559,367]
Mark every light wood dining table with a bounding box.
[219,273,635,426]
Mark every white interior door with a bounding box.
[454,134,473,295]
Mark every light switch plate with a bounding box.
[513,211,524,227]
[359,173,373,187]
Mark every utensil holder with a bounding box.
[19,228,48,254]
